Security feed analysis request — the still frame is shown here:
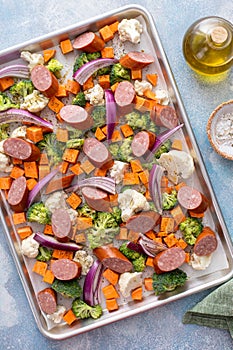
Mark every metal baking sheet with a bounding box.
[0,4,233,340]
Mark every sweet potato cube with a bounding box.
[103,268,119,286]
[102,284,120,299]
[26,126,44,143]
[106,298,119,312]
[62,148,79,163]
[66,192,82,209]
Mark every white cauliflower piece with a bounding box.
[84,84,104,106]
[190,253,212,270]
[0,152,13,172]
[20,50,44,71]
[47,305,66,324]
[11,125,27,138]
[0,140,5,153]
[134,80,152,96]
[21,234,40,258]
[109,161,128,184]
[67,208,78,225]
[158,150,195,184]
[119,272,143,297]
[155,89,169,105]
[44,191,68,213]
[118,189,150,222]
[118,18,143,44]
[73,250,94,275]
[20,90,49,113]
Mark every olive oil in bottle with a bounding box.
[183,17,233,75]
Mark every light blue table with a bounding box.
[0,1,232,349]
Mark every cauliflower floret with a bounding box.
[190,253,212,270]
[20,50,44,71]
[21,234,40,258]
[44,191,68,213]
[134,80,152,96]
[11,125,27,138]
[158,150,194,184]
[20,90,49,113]
[118,189,150,222]
[109,161,127,184]
[67,208,78,225]
[73,250,94,275]
[0,152,13,172]
[155,89,169,105]
[47,305,66,324]
[119,272,143,297]
[118,18,143,44]
[0,140,5,153]
[84,84,104,106]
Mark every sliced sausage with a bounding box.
[83,137,113,169]
[131,131,156,157]
[51,259,82,280]
[93,245,133,273]
[194,227,217,256]
[59,105,93,130]
[72,31,105,53]
[177,186,209,213]
[82,186,111,212]
[51,208,72,242]
[153,247,186,273]
[37,288,57,315]
[125,211,160,233]
[119,51,154,69]
[7,176,28,212]
[114,81,135,107]
[3,138,40,161]
[31,65,58,98]
[151,103,178,129]
[45,174,75,194]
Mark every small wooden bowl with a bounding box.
[206,100,233,160]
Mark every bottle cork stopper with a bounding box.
[210,26,228,44]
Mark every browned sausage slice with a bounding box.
[119,51,154,69]
[151,104,178,129]
[131,131,156,157]
[37,288,57,314]
[51,259,82,280]
[59,105,93,130]
[83,137,113,169]
[8,176,28,212]
[93,245,133,273]
[114,81,135,107]
[31,65,59,98]
[51,208,72,242]
[194,227,217,256]
[72,32,105,53]
[3,138,40,161]
[125,211,160,233]
[82,186,111,212]
[153,247,186,273]
[177,186,209,213]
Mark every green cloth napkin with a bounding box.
[183,278,233,338]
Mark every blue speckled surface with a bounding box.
[0,0,233,349]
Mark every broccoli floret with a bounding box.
[67,125,83,139]
[0,124,9,140]
[0,92,19,111]
[72,92,86,107]
[52,279,82,299]
[73,53,89,73]
[154,140,172,159]
[179,217,203,245]
[125,110,158,133]
[36,246,53,262]
[47,58,63,78]
[108,143,120,158]
[162,189,178,210]
[132,255,146,272]
[152,269,188,295]
[86,52,101,61]
[37,133,65,166]
[10,79,34,99]
[87,211,119,249]
[77,203,97,220]
[91,105,106,130]
[110,63,131,85]
[66,138,84,149]
[96,66,111,76]
[117,137,133,162]
[26,202,51,225]
[72,299,102,319]
[111,206,122,224]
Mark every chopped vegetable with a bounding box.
[37,133,66,166]
[72,299,102,319]
[46,58,63,78]
[110,63,130,85]
[36,246,53,262]
[10,79,34,100]
[0,92,19,111]
[179,217,203,245]
[27,202,51,225]
[152,269,188,295]
[72,92,86,107]
[162,189,178,210]
[34,232,82,251]
[52,279,82,298]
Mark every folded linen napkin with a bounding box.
[183,278,233,338]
